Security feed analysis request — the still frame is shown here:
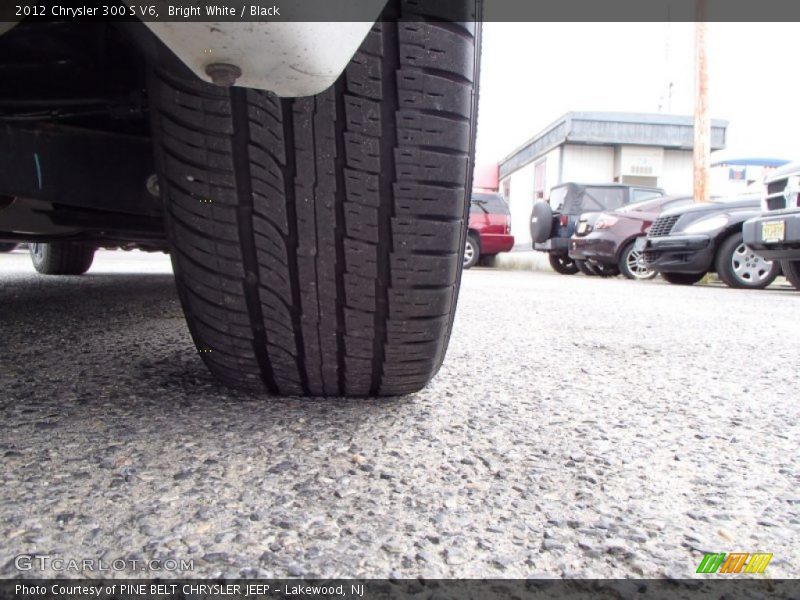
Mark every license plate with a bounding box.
[762,220,785,243]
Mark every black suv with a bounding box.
[743,161,800,290]
[530,183,664,274]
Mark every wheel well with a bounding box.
[467,229,481,249]
[615,236,639,262]
[710,225,745,273]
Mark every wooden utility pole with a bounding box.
[693,2,710,202]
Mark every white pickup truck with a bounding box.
[743,161,800,290]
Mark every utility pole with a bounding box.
[693,2,710,202]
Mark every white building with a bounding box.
[498,112,728,247]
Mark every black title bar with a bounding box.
[4,0,800,22]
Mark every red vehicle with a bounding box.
[569,195,693,279]
[465,193,514,268]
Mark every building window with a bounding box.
[501,179,511,200]
[534,160,547,201]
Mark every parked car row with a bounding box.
[524,178,794,291]
[571,194,694,279]
[530,182,665,275]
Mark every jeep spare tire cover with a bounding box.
[531,201,553,244]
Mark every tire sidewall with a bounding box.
[780,260,800,290]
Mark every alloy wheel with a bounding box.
[463,239,475,267]
[31,243,45,263]
[731,243,773,284]
[626,248,655,280]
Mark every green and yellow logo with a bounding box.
[696,552,773,574]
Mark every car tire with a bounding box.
[592,263,620,278]
[531,202,553,244]
[619,241,656,280]
[715,232,780,289]
[478,254,497,268]
[575,259,595,276]
[463,234,480,269]
[548,253,579,275]
[661,271,705,286]
[30,242,95,275]
[780,260,800,290]
[148,11,481,396]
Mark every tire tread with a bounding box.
[151,10,479,396]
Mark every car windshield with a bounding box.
[471,193,510,215]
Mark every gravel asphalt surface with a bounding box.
[1,249,798,579]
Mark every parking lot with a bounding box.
[1,249,798,579]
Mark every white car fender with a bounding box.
[141,15,384,97]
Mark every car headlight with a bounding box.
[681,215,729,234]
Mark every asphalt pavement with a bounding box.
[1,249,798,579]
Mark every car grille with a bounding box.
[643,251,660,265]
[765,178,788,211]
[648,215,680,238]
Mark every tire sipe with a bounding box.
[149,7,481,396]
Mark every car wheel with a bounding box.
[780,260,800,290]
[531,202,553,243]
[619,241,656,280]
[592,262,620,278]
[715,232,780,289]
[548,253,579,275]
[148,11,481,396]
[575,259,595,276]
[463,234,480,269]
[478,254,497,268]
[30,242,95,275]
[661,271,705,285]
[0,242,18,253]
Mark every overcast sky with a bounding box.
[475,22,800,166]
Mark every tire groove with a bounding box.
[281,98,312,396]
[230,88,280,395]
[371,19,399,395]
[333,78,348,396]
